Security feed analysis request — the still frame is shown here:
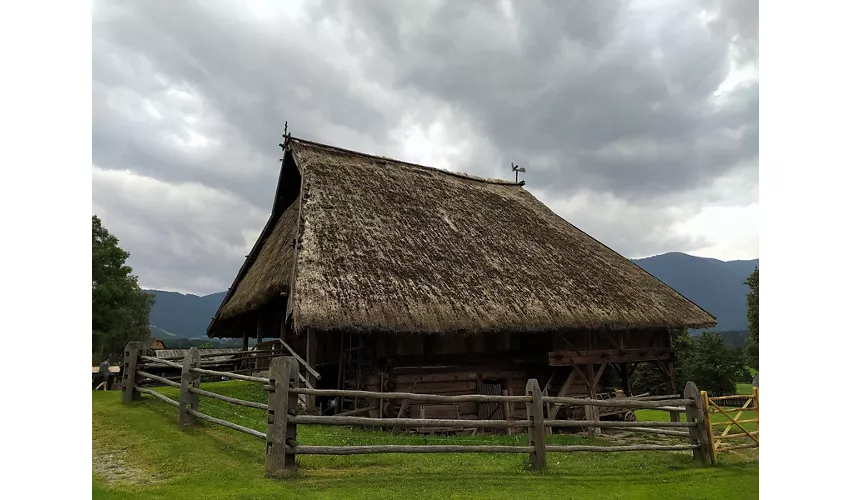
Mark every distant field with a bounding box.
[93,382,758,500]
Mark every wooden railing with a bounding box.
[121,343,719,479]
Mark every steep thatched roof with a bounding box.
[218,200,300,319]
[209,138,715,336]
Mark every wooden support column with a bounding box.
[305,329,317,411]
[585,363,601,437]
[256,314,264,344]
[336,332,345,413]
[619,362,632,396]
[121,341,144,405]
[279,313,291,341]
[256,312,265,371]
[663,360,680,422]
[242,329,249,351]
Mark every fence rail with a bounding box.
[121,343,731,478]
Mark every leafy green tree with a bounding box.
[92,215,154,362]
[687,333,748,394]
[630,330,748,395]
[744,267,759,370]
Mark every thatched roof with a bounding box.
[208,137,715,336]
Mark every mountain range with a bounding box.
[145,252,758,339]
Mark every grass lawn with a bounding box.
[93,382,758,499]
[737,383,754,395]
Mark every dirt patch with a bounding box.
[603,431,683,445]
[92,447,163,487]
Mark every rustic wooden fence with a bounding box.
[121,342,721,478]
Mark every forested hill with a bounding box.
[145,290,226,339]
[632,252,758,332]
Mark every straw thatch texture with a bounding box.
[218,200,299,320]
[215,138,716,334]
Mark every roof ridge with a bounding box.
[288,136,524,187]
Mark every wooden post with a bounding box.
[242,329,249,351]
[121,341,144,405]
[306,329,317,411]
[619,362,632,396]
[525,379,547,472]
[585,364,601,437]
[752,387,759,435]
[379,372,385,419]
[683,382,712,465]
[266,356,299,478]
[256,314,264,371]
[179,348,201,428]
[664,361,680,422]
[502,390,512,436]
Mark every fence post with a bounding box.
[683,381,713,466]
[266,356,299,478]
[753,386,759,435]
[525,379,547,472]
[121,341,144,405]
[179,347,201,428]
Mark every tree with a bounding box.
[92,215,154,362]
[687,333,749,394]
[744,266,759,370]
[630,330,748,395]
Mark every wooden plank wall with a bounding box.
[362,366,599,422]
[365,369,530,421]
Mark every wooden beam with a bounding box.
[593,362,608,387]
[392,379,420,433]
[602,332,621,351]
[305,329,317,411]
[256,313,263,344]
[562,339,583,356]
[542,370,556,394]
[585,364,600,437]
[548,348,672,367]
[573,364,591,387]
[337,405,378,417]
[277,339,322,381]
[557,367,577,398]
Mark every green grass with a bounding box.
[93,382,758,499]
[736,383,754,395]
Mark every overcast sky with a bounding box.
[92,0,758,296]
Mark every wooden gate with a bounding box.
[478,380,506,433]
[701,388,759,462]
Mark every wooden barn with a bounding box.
[146,337,167,351]
[207,137,716,423]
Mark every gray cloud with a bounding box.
[92,0,758,295]
[323,0,757,200]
